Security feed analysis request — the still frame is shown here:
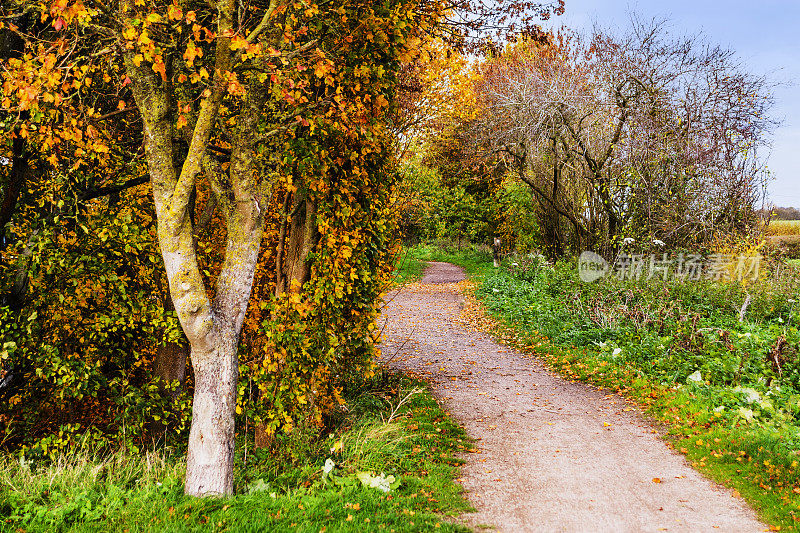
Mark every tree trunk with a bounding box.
[254,195,318,449]
[121,0,260,496]
[184,331,238,496]
[154,294,189,397]
[276,194,318,296]
[154,342,188,394]
[0,135,28,235]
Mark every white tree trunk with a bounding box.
[184,332,238,496]
[121,1,262,496]
[183,207,263,496]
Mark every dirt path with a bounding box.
[380,262,767,533]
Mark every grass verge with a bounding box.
[393,251,426,285]
[0,373,472,532]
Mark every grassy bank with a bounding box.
[393,251,426,285]
[0,373,472,532]
[421,244,800,530]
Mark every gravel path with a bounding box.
[380,261,767,533]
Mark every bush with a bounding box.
[0,189,191,455]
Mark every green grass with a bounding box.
[0,373,473,532]
[392,251,426,285]
[457,254,800,530]
[405,243,495,279]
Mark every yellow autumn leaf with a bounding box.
[122,26,136,40]
[230,35,248,51]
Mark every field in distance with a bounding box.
[766,219,800,236]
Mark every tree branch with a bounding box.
[78,176,149,202]
[169,0,236,223]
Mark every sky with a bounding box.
[541,0,800,208]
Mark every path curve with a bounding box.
[381,261,767,533]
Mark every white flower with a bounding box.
[737,407,755,422]
[356,471,397,493]
[323,458,335,476]
[612,347,622,356]
[492,288,500,293]
[713,406,725,413]
[653,239,665,247]
[511,262,519,267]
[622,237,635,245]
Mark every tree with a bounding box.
[473,18,775,257]
[1,0,399,496]
[1,0,565,496]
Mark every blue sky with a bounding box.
[542,1,800,208]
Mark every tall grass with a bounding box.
[0,448,184,530]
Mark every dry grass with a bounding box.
[765,220,800,236]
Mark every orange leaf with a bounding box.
[167,3,183,21]
[152,57,167,82]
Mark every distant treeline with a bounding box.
[769,206,800,220]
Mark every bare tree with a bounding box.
[473,17,775,257]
